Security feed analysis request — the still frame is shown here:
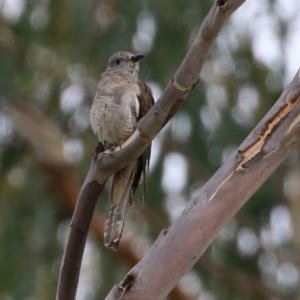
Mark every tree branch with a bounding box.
[7,95,293,299]
[105,69,300,299]
[54,0,246,299]
[6,102,195,300]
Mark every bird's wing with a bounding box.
[130,81,155,201]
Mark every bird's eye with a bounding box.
[115,59,121,65]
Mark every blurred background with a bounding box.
[1,0,300,299]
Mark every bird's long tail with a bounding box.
[104,162,136,251]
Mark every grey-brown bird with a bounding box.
[90,51,154,251]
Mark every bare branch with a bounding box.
[6,102,194,300]
[105,70,300,300]
[58,180,105,299]
[81,0,247,189]
[53,0,247,299]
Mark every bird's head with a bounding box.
[106,51,144,77]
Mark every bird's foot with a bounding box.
[110,141,125,152]
[95,142,105,154]
[109,145,117,153]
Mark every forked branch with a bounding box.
[56,1,246,299]
[104,69,300,300]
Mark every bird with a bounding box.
[90,51,154,251]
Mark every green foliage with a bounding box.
[0,0,299,299]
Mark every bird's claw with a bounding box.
[95,142,105,154]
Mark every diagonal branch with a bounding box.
[56,0,246,299]
[6,102,196,300]
[105,70,300,299]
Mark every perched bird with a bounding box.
[90,51,154,250]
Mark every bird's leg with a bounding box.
[108,144,118,155]
[95,142,105,154]
[111,140,126,152]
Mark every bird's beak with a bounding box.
[130,54,144,63]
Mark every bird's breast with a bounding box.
[90,80,140,149]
